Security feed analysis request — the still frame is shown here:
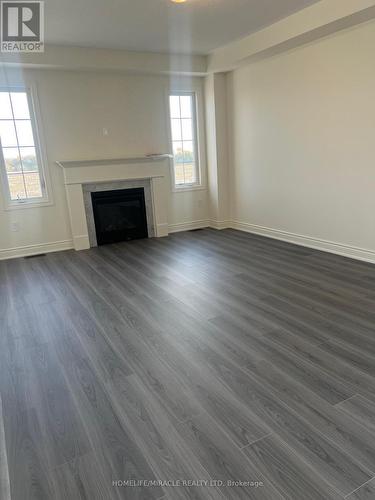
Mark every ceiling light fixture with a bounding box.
[171,0,187,3]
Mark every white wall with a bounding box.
[0,68,209,257]
[227,20,375,259]
[205,73,230,228]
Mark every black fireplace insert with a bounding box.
[91,188,148,245]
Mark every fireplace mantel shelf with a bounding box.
[56,154,172,169]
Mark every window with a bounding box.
[0,88,48,206]
[169,92,200,187]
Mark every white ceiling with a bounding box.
[45,0,320,55]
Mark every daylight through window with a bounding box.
[0,89,47,204]
[169,93,200,187]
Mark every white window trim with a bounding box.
[0,84,53,211]
[166,85,207,193]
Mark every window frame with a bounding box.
[168,90,205,192]
[0,84,51,210]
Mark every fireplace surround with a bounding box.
[57,155,171,250]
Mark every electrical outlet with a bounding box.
[10,222,19,232]
[103,128,109,136]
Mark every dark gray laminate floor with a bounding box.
[1,228,375,499]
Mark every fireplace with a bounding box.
[91,188,148,245]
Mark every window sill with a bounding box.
[4,198,53,211]
[172,184,207,193]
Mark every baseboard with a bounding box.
[168,219,210,233]
[2,221,373,264]
[0,239,73,261]
[231,220,375,264]
[168,219,232,233]
[156,223,169,237]
[73,234,91,251]
[209,219,232,230]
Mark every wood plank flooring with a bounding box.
[1,228,375,499]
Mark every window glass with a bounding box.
[0,90,47,203]
[169,93,199,187]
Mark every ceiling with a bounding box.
[44,0,320,55]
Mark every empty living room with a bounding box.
[1,0,375,499]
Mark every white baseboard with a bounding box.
[2,221,374,265]
[168,219,210,233]
[209,219,232,230]
[156,223,169,237]
[73,234,91,251]
[168,219,231,233]
[0,239,73,261]
[231,220,375,264]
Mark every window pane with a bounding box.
[184,163,196,184]
[181,119,193,141]
[169,96,180,118]
[182,141,194,163]
[173,141,183,159]
[169,93,199,187]
[0,93,13,119]
[0,120,17,147]
[15,120,35,146]
[2,147,22,172]
[174,164,185,185]
[24,172,42,198]
[171,119,182,141]
[10,92,30,119]
[0,89,47,204]
[180,96,192,118]
[20,147,38,172]
[8,173,26,200]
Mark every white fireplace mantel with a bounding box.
[57,155,171,250]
